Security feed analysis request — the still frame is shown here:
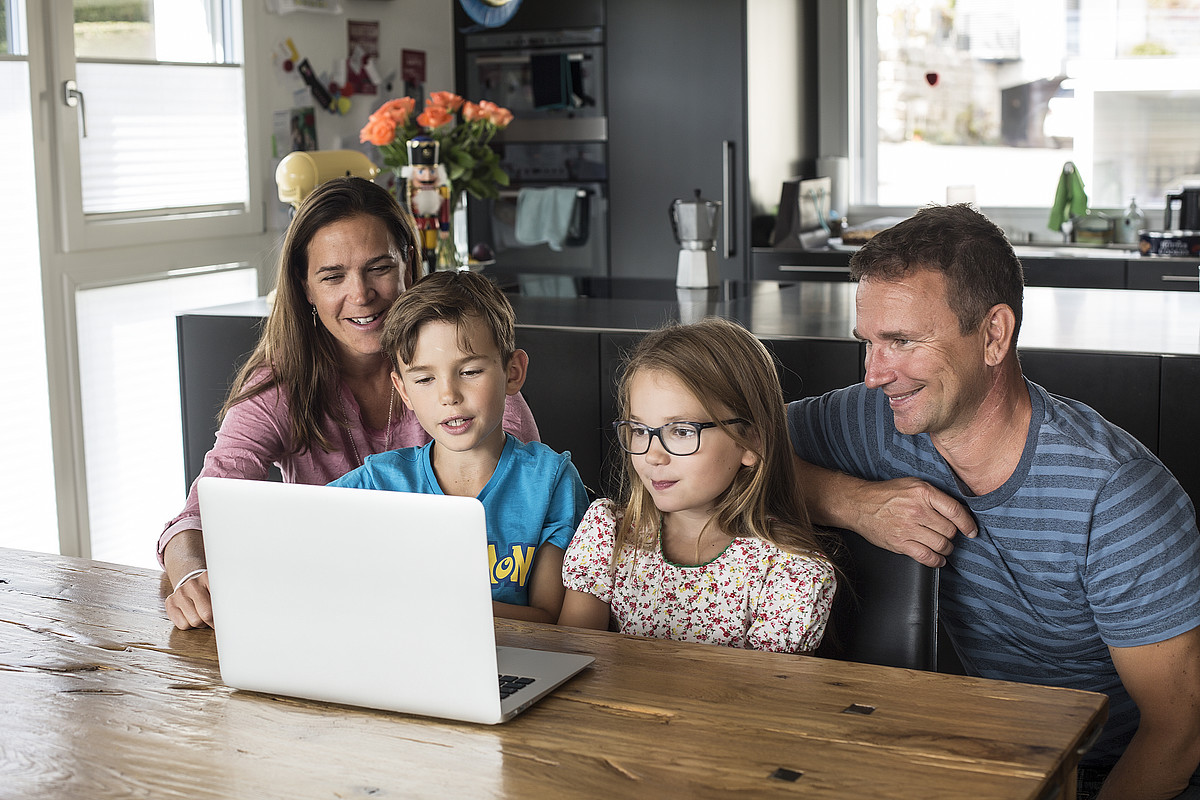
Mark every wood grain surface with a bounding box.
[0,547,1106,799]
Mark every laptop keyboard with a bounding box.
[498,674,537,699]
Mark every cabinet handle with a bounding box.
[722,140,734,259]
[1161,275,1200,284]
[780,265,852,273]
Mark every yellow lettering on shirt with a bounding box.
[510,545,535,586]
[488,544,537,587]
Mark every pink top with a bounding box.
[157,369,540,565]
[563,499,835,654]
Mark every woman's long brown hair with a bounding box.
[220,177,421,455]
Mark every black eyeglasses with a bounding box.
[612,419,747,456]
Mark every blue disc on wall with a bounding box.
[459,0,523,29]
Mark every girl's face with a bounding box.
[626,369,756,518]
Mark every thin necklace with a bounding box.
[339,386,394,467]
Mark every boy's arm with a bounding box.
[492,544,565,623]
[557,588,611,630]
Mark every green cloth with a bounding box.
[1048,162,1088,231]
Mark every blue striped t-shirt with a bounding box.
[788,379,1200,767]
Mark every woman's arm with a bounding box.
[158,379,291,629]
[158,382,289,566]
[162,529,214,630]
[502,391,541,443]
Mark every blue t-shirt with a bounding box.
[330,434,589,606]
[788,379,1200,767]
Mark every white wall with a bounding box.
[251,0,456,236]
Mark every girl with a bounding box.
[558,317,836,654]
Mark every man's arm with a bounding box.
[794,453,977,568]
[1097,626,1200,800]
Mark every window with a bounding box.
[836,0,1200,221]
[76,267,258,569]
[21,0,267,563]
[53,0,259,251]
[0,1,57,555]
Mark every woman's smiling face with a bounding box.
[304,214,406,367]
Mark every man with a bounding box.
[788,204,1200,800]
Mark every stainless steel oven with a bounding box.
[461,21,609,278]
[468,142,607,277]
[464,27,606,142]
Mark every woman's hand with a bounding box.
[165,570,214,630]
[162,529,214,629]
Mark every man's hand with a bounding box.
[794,455,976,567]
[842,476,977,567]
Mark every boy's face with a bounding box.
[391,315,526,459]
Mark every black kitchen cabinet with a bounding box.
[1160,356,1200,509]
[1019,350,1161,453]
[752,248,853,283]
[515,328,604,496]
[1019,257,1125,289]
[1126,259,1200,292]
[767,339,864,401]
[177,286,1194,509]
[606,0,750,283]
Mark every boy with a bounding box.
[330,270,588,623]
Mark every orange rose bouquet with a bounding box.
[360,91,514,207]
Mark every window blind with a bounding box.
[76,61,249,215]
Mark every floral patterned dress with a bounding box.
[562,499,836,654]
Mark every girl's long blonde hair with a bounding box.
[610,317,829,565]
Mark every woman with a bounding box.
[160,177,540,630]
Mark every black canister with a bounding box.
[1164,186,1200,231]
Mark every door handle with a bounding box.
[63,79,87,137]
[722,139,734,259]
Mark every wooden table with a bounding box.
[1,547,1106,799]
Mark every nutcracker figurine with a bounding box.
[404,136,451,271]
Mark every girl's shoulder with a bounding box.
[732,534,835,575]
[581,497,621,529]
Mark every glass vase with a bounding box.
[434,190,469,271]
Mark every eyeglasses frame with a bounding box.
[611,418,748,456]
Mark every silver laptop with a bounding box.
[198,476,593,724]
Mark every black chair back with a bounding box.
[816,531,955,672]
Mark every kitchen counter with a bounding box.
[501,279,1200,357]
[178,280,1200,503]
[188,280,1200,356]
[753,246,1200,292]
